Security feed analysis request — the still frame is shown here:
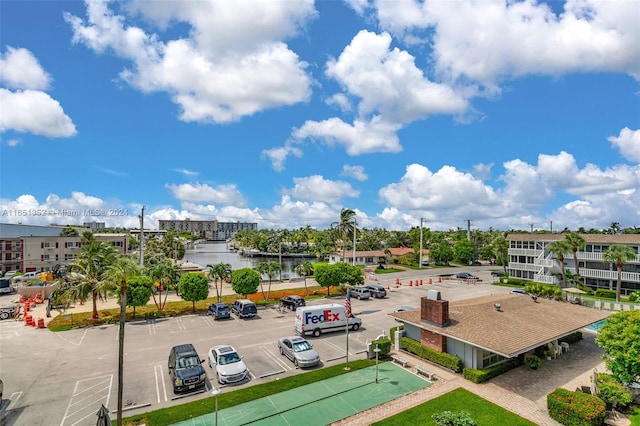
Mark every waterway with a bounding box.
[183,241,308,279]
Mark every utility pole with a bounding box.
[419,218,425,268]
[352,217,357,266]
[138,205,145,268]
[530,223,534,233]
[466,219,471,241]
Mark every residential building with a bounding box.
[507,233,640,296]
[158,219,257,240]
[329,248,428,266]
[21,234,129,272]
[390,291,608,369]
[0,224,130,273]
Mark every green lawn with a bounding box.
[373,387,537,426]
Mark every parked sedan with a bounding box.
[208,345,249,384]
[456,272,479,280]
[207,302,231,320]
[277,336,320,368]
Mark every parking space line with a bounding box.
[202,315,215,327]
[154,365,168,403]
[176,317,186,331]
[60,374,112,426]
[261,345,292,372]
[148,319,156,335]
[55,328,88,346]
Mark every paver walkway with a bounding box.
[332,332,607,426]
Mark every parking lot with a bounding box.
[0,266,504,426]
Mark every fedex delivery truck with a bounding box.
[294,303,362,337]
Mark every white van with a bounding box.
[294,303,362,337]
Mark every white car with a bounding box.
[277,336,321,368]
[208,345,249,384]
[12,272,40,284]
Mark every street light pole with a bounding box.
[138,205,146,268]
[352,217,357,266]
[212,387,221,425]
[374,343,381,384]
[419,217,425,268]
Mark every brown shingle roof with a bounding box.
[389,294,610,358]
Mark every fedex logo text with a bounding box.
[305,310,340,324]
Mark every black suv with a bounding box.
[280,295,305,310]
[168,344,207,393]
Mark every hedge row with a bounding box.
[547,388,606,426]
[594,289,616,299]
[462,358,522,383]
[400,337,463,373]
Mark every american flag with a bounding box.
[344,291,352,318]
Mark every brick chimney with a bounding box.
[420,290,448,352]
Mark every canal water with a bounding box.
[183,242,308,279]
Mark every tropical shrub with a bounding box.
[628,290,640,302]
[594,289,616,299]
[596,373,633,408]
[371,338,392,358]
[547,388,606,426]
[432,410,477,426]
[525,354,541,370]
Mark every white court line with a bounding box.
[154,365,168,403]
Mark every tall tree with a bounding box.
[313,263,342,297]
[178,272,209,313]
[603,245,637,302]
[106,256,140,426]
[147,258,178,311]
[491,234,509,273]
[596,310,640,385]
[207,262,232,302]
[231,268,260,297]
[125,275,153,319]
[257,260,281,300]
[548,240,571,288]
[333,208,356,260]
[295,261,313,295]
[67,232,118,320]
[564,232,586,280]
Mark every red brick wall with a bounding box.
[421,329,446,352]
[421,298,449,325]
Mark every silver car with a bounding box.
[277,336,321,368]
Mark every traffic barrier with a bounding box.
[420,280,423,286]
[438,277,442,283]
[387,285,390,290]
[37,318,45,328]
[409,281,413,287]
[429,278,432,284]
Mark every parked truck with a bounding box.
[294,303,361,337]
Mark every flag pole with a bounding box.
[345,291,351,370]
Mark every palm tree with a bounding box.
[295,261,313,295]
[67,232,118,320]
[564,232,586,281]
[491,234,509,274]
[147,258,178,311]
[106,257,140,426]
[207,262,232,302]
[603,245,637,302]
[262,260,281,300]
[548,240,571,288]
[332,208,356,260]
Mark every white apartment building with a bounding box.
[20,234,129,273]
[159,219,257,240]
[506,233,640,296]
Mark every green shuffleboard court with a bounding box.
[172,362,431,426]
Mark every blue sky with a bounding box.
[1,0,639,232]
